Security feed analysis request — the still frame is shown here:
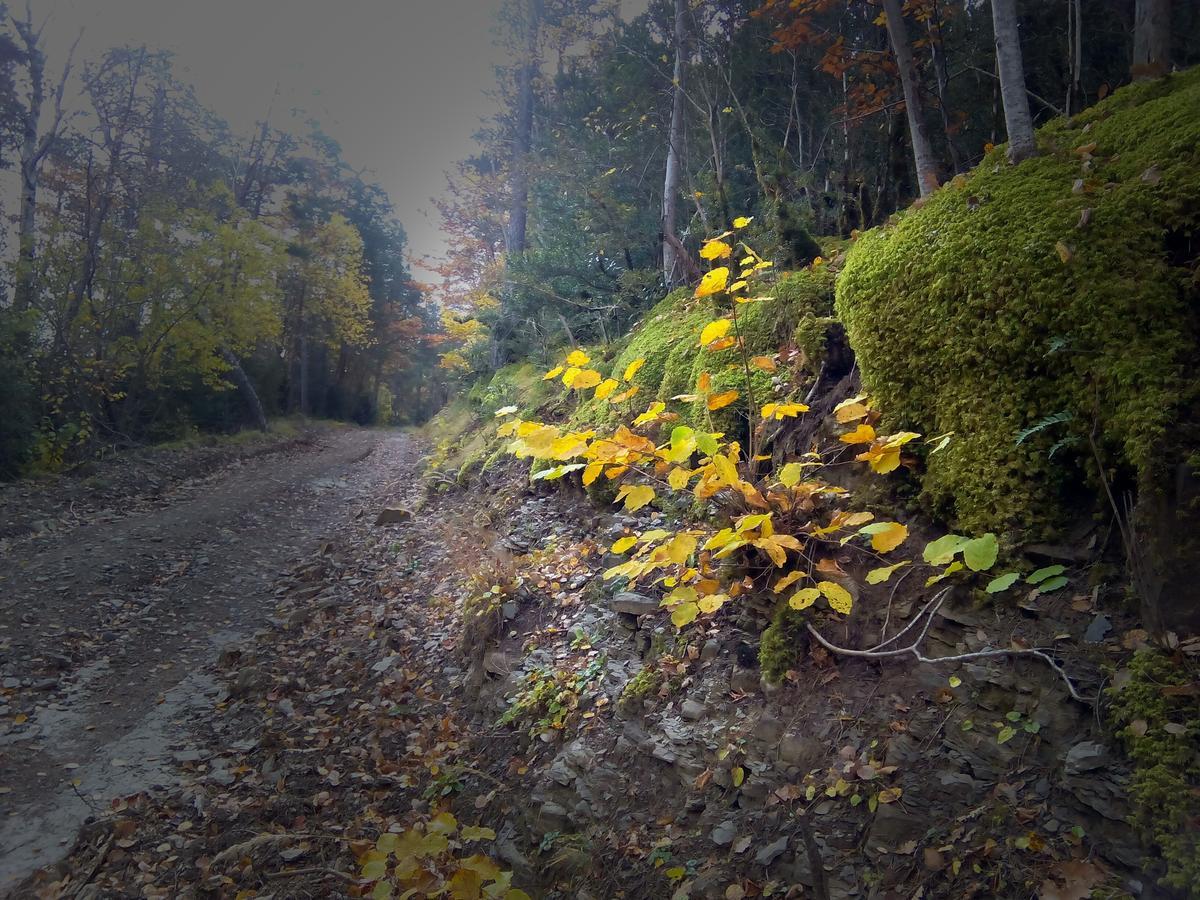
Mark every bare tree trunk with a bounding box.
[991,0,1037,163]
[882,0,939,197]
[1132,0,1171,80]
[925,4,962,173]
[507,0,540,256]
[661,0,687,287]
[220,348,269,431]
[1065,0,1082,115]
[11,7,77,312]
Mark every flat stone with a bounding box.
[701,639,720,662]
[680,699,705,721]
[1084,614,1111,643]
[756,836,789,866]
[374,507,412,526]
[779,733,822,769]
[753,714,783,743]
[609,592,659,616]
[1064,740,1110,775]
[711,819,737,846]
[730,668,759,694]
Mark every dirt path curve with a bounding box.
[0,428,414,891]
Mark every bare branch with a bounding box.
[807,587,1093,703]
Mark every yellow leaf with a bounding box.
[700,239,733,260]
[878,787,903,804]
[699,319,731,347]
[869,522,908,553]
[697,372,712,392]
[561,365,581,386]
[566,349,590,366]
[866,561,910,584]
[697,594,727,614]
[671,601,699,627]
[429,811,458,834]
[762,402,808,420]
[611,385,640,403]
[633,401,666,425]
[818,581,853,615]
[706,336,737,351]
[840,423,876,444]
[1055,240,1073,264]
[695,266,729,298]
[732,766,745,787]
[493,405,519,417]
[778,462,804,487]
[612,536,637,554]
[733,216,753,228]
[707,390,739,411]
[582,462,603,485]
[728,279,748,293]
[668,466,691,490]
[834,394,870,422]
[750,355,777,372]
[569,369,602,390]
[543,365,564,380]
[623,358,646,382]
[459,825,497,841]
[594,378,619,400]
[773,571,806,593]
[789,587,821,610]
[618,484,656,511]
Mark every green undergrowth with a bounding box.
[1107,650,1200,892]
[571,267,835,438]
[837,68,1200,534]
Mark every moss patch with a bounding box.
[1107,650,1200,892]
[836,69,1200,533]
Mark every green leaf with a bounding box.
[948,675,962,688]
[961,719,974,731]
[962,533,999,572]
[997,726,1017,744]
[985,572,1020,593]
[1027,564,1066,585]
[1005,710,1022,721]
[866,561,910,585]
[1037,575,1069,592]
[922,534,969,565]
[695,431,719,457]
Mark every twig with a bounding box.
[807,588,1094,703]
[263,866,355,882]
[72,834,113,898]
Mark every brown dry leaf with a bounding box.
[1038,859,1106,900]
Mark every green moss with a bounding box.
[618,666,663,712]
[836,69,1200,533]
[1107,650,1200,892]
[570,269,835,440]
[759,600,806,683]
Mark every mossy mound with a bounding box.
[836,69,1200,533]
[572,268,835,439]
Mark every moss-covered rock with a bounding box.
[836,69,1200,534]
[1107,650,1200,892]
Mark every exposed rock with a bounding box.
[373,507,412,526]
[753,714,783,744]
[730,667,759,694]
[680,699,704,721]
[710,819,737,846]
[701,639,720,662]
[779,733,823,769]
[867,802,926,851]
[609,591,659,616]
[1084,614,1111,643]
[1063,740,1110,776]
[756,836,789,866]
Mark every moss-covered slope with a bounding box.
[837,69,1200,533]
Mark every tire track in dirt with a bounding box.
[0,428,413,891]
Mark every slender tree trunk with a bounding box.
[661,0,687,287]
[507,0,540,256]
[299,333,310,416]
[882,0,940,197]
[991,0,1037,163]
[1065,0,1082,115]
[13,20,45,313]
[1132,0,1171,80]
[925,5,962,173]
[220,348,269,431]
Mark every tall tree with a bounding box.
[1132,0,1171,80]
[881,0,939,196]
[507,0,541,255]
[660,0,687,287]
[991,0,1036,162]
[10,3,76,312]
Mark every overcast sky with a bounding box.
[17,0,643,280]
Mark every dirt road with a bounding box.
[0,428,413,891]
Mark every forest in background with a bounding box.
[1,0,1197,478]
[432,0,1198,368]
[0,3,443,478]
